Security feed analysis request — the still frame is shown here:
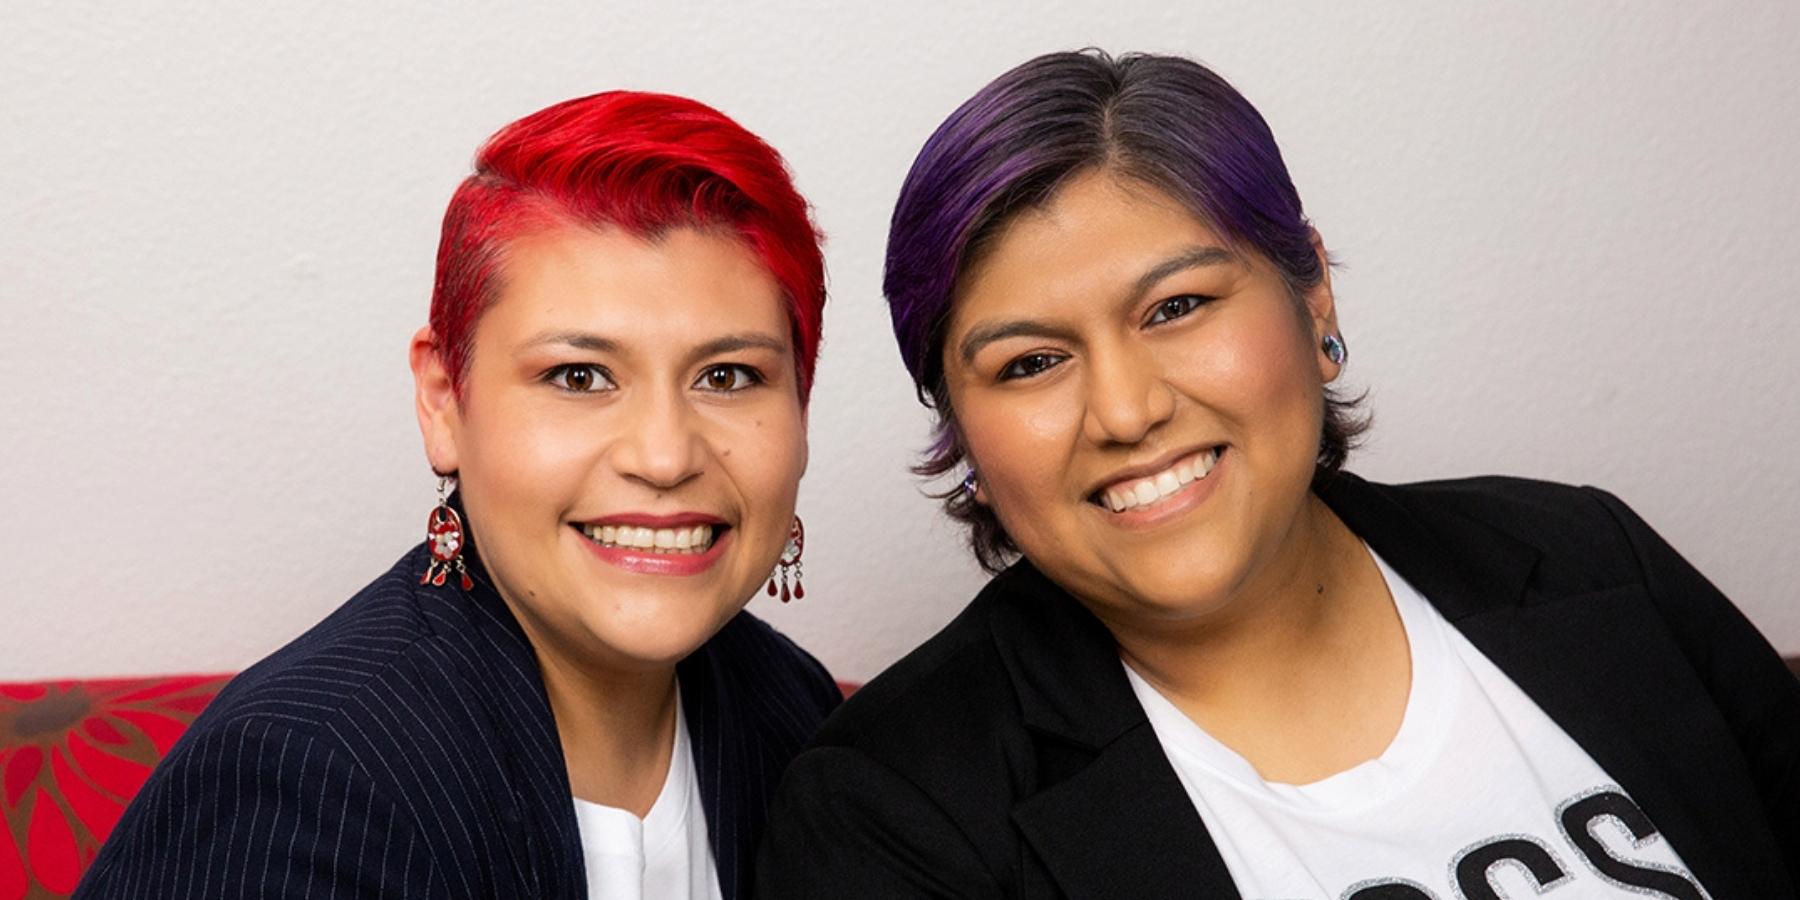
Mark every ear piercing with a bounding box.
[1321,333,1348,365]
[421,476,473,590]
[766,516,805,603]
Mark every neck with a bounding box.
[455,514,684,815]
[1112,491,1387,707]
[536,649,680,816]
[1108,492,1409,783]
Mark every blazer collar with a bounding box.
[987,563,1146,749]
[676,620,764,900]
[1315,471,1541,621]
[984,564,1242,898]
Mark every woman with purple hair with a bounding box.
[758,50,1797,898]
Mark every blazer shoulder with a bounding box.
[81,547,495,894]
[1386,473,1601,524]
[1374,474,1655,590]
[187,544,450,743]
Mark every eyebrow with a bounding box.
[520,330,787,358]
[693,333,789,358]
[522,330,621,353]
[957,320,1081,366]
[956,245,1239,366]
[1130,245,1238,300]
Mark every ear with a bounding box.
[409,325,462,476]
[1301,230,1344,384]
[969,458,989,507]
[797,402,810,479]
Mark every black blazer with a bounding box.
[758,474,1800,899]
[77,527,840,898]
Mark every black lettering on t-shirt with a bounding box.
[1558,790,1706,899]
[1452,836,1568,900]
[1342,879,1439,899]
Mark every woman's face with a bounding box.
[942,170,1341,632]
[413,223,806,675]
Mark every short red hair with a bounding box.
[430,91,827,400]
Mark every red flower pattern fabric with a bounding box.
[0,676,228,900]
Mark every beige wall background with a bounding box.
[4,1,1797,681]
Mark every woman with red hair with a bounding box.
[76,91,838,898]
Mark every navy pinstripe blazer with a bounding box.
[75,529,841,898]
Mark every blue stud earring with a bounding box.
[960,471,979,498]
[1322,333,1348,365]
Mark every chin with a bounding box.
[1089,549,1243,622]
[1109,570,1213,614]
[586,631,711,672]
[581,603,742,670]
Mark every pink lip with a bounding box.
[1095,446,1228,532]
[576,525,732,576]
[1086,443,1223,499]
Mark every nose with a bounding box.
[610,387,706,491]
[1081,341,1176,447]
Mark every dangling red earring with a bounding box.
[765,516,805,603]
[421,475,473,591]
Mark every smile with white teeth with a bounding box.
[1096,448,1221,513]
[579,523,717,554]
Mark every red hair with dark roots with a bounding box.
[429,91,826,400]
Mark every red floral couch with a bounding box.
[1,675,230,899]
[0,674,860,898]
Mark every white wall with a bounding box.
[4,1,1797,682]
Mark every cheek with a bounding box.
[957,388,1081,520]
[1170,310,1321,427]
[715,402,807,514]
[463,400,596,500]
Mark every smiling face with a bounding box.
[413,223,806,676]
[943,170,1342,633]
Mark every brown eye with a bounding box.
[1000,352,1066,381]
[1146,294,1212,326]
[696,364,761,392]
[548,364,611,393]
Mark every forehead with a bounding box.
[481,222,789,346]
[952,171,1236,324]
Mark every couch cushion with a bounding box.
[0,675,229,899]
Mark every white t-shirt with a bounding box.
[571,691,724,900]
[1125,549,1711,900]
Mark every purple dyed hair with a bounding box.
[886,49,1364,571]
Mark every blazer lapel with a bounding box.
[1319,474,1773,899]
[989,566,1241,900]
[1011,727,1241,900]
[680,637,751,900]
[1451,596,1769,898]
[434,498,587,897]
